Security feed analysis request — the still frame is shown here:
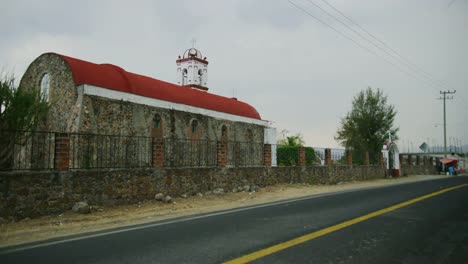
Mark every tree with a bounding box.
[0,73,49,169]
[277,129,305,146]
[276,129,315,166]
[335,87,398,164]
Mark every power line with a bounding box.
[287,0,420,81]
[305,0,429,78]
[289,0,453,91]
[318,0,454,91]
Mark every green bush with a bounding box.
[304,147,315,165]
[277,146,315,166]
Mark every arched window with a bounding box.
[198,69,203,85]
[153,114,161,129]
[191,119,198,133]
[221,125,228,142]
[40,74,50,102]
[182,69,188,85]
[221,125,228,137]
[246,129,253,141]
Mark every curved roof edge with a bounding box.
[52,53,261,120]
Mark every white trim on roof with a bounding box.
[81,84,269,126]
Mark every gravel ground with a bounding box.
[0,174,450,247]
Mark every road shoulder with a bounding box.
[0,174,454,247]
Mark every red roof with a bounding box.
[56,53,261,120]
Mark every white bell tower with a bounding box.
[176,48,209,91]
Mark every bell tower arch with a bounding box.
[176,48,209,91]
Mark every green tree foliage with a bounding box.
[277,129,305,147]
[0,73,49,169]
[335,87,398,164]
[277,129,315,166]
[277,146,315,166]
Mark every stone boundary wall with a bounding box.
[401,164,437,176]
[0,164,435,220]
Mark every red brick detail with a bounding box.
[389,169,400,177]
[408,155,413,166]
[176,57,209,64]
[325,148,332,166]
[346,150,352,165]
[428,157,434,165]
[217,141,228,167]
[298,147,306,166]
[152,138,164,168]
[54,133,70,171]
[263,144,272,167]
[364,151,370,165]
[182,84,209,91]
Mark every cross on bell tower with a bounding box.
[176,45,209,91]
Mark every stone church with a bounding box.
[19,48,277,167]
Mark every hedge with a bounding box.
[277,146,315,166]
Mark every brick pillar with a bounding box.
[298,147,306,166]
[323,148,331,166]
[399,154,403,165]
[152,138,164,168]
[379,152,384,166]
[364,151,370,165]
[416,156,421,166]
[54,133,70,171]
[263,144,272,167]
[346,149,352,165]
[217,141,227,167]
[408,154,413,166]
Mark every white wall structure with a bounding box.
[382,142,400,170]
[264,126,277,166]
[176,48,208,90]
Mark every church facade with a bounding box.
[19,49,277,167]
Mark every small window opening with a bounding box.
[40,73,50,102]
[221,125,228,137]
[191,120,198,133]
[153,115,161,129]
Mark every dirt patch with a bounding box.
[0,174,449,247]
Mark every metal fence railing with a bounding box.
[1,130,267,170]
[69,133,152,169]
[227,141,264,167]
[2,130,387,171]
[164,139,217,168]
[1,131,56,171]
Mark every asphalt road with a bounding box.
[1,176,468,264]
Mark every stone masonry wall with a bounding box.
[401,163,437,176]
[82,95,264,143]
[0,164,435,220]
[19,53,78,132]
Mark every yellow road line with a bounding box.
[224,183,468,264]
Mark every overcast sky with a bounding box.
[1,0,466,150]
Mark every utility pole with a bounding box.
[439,90,456,158]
